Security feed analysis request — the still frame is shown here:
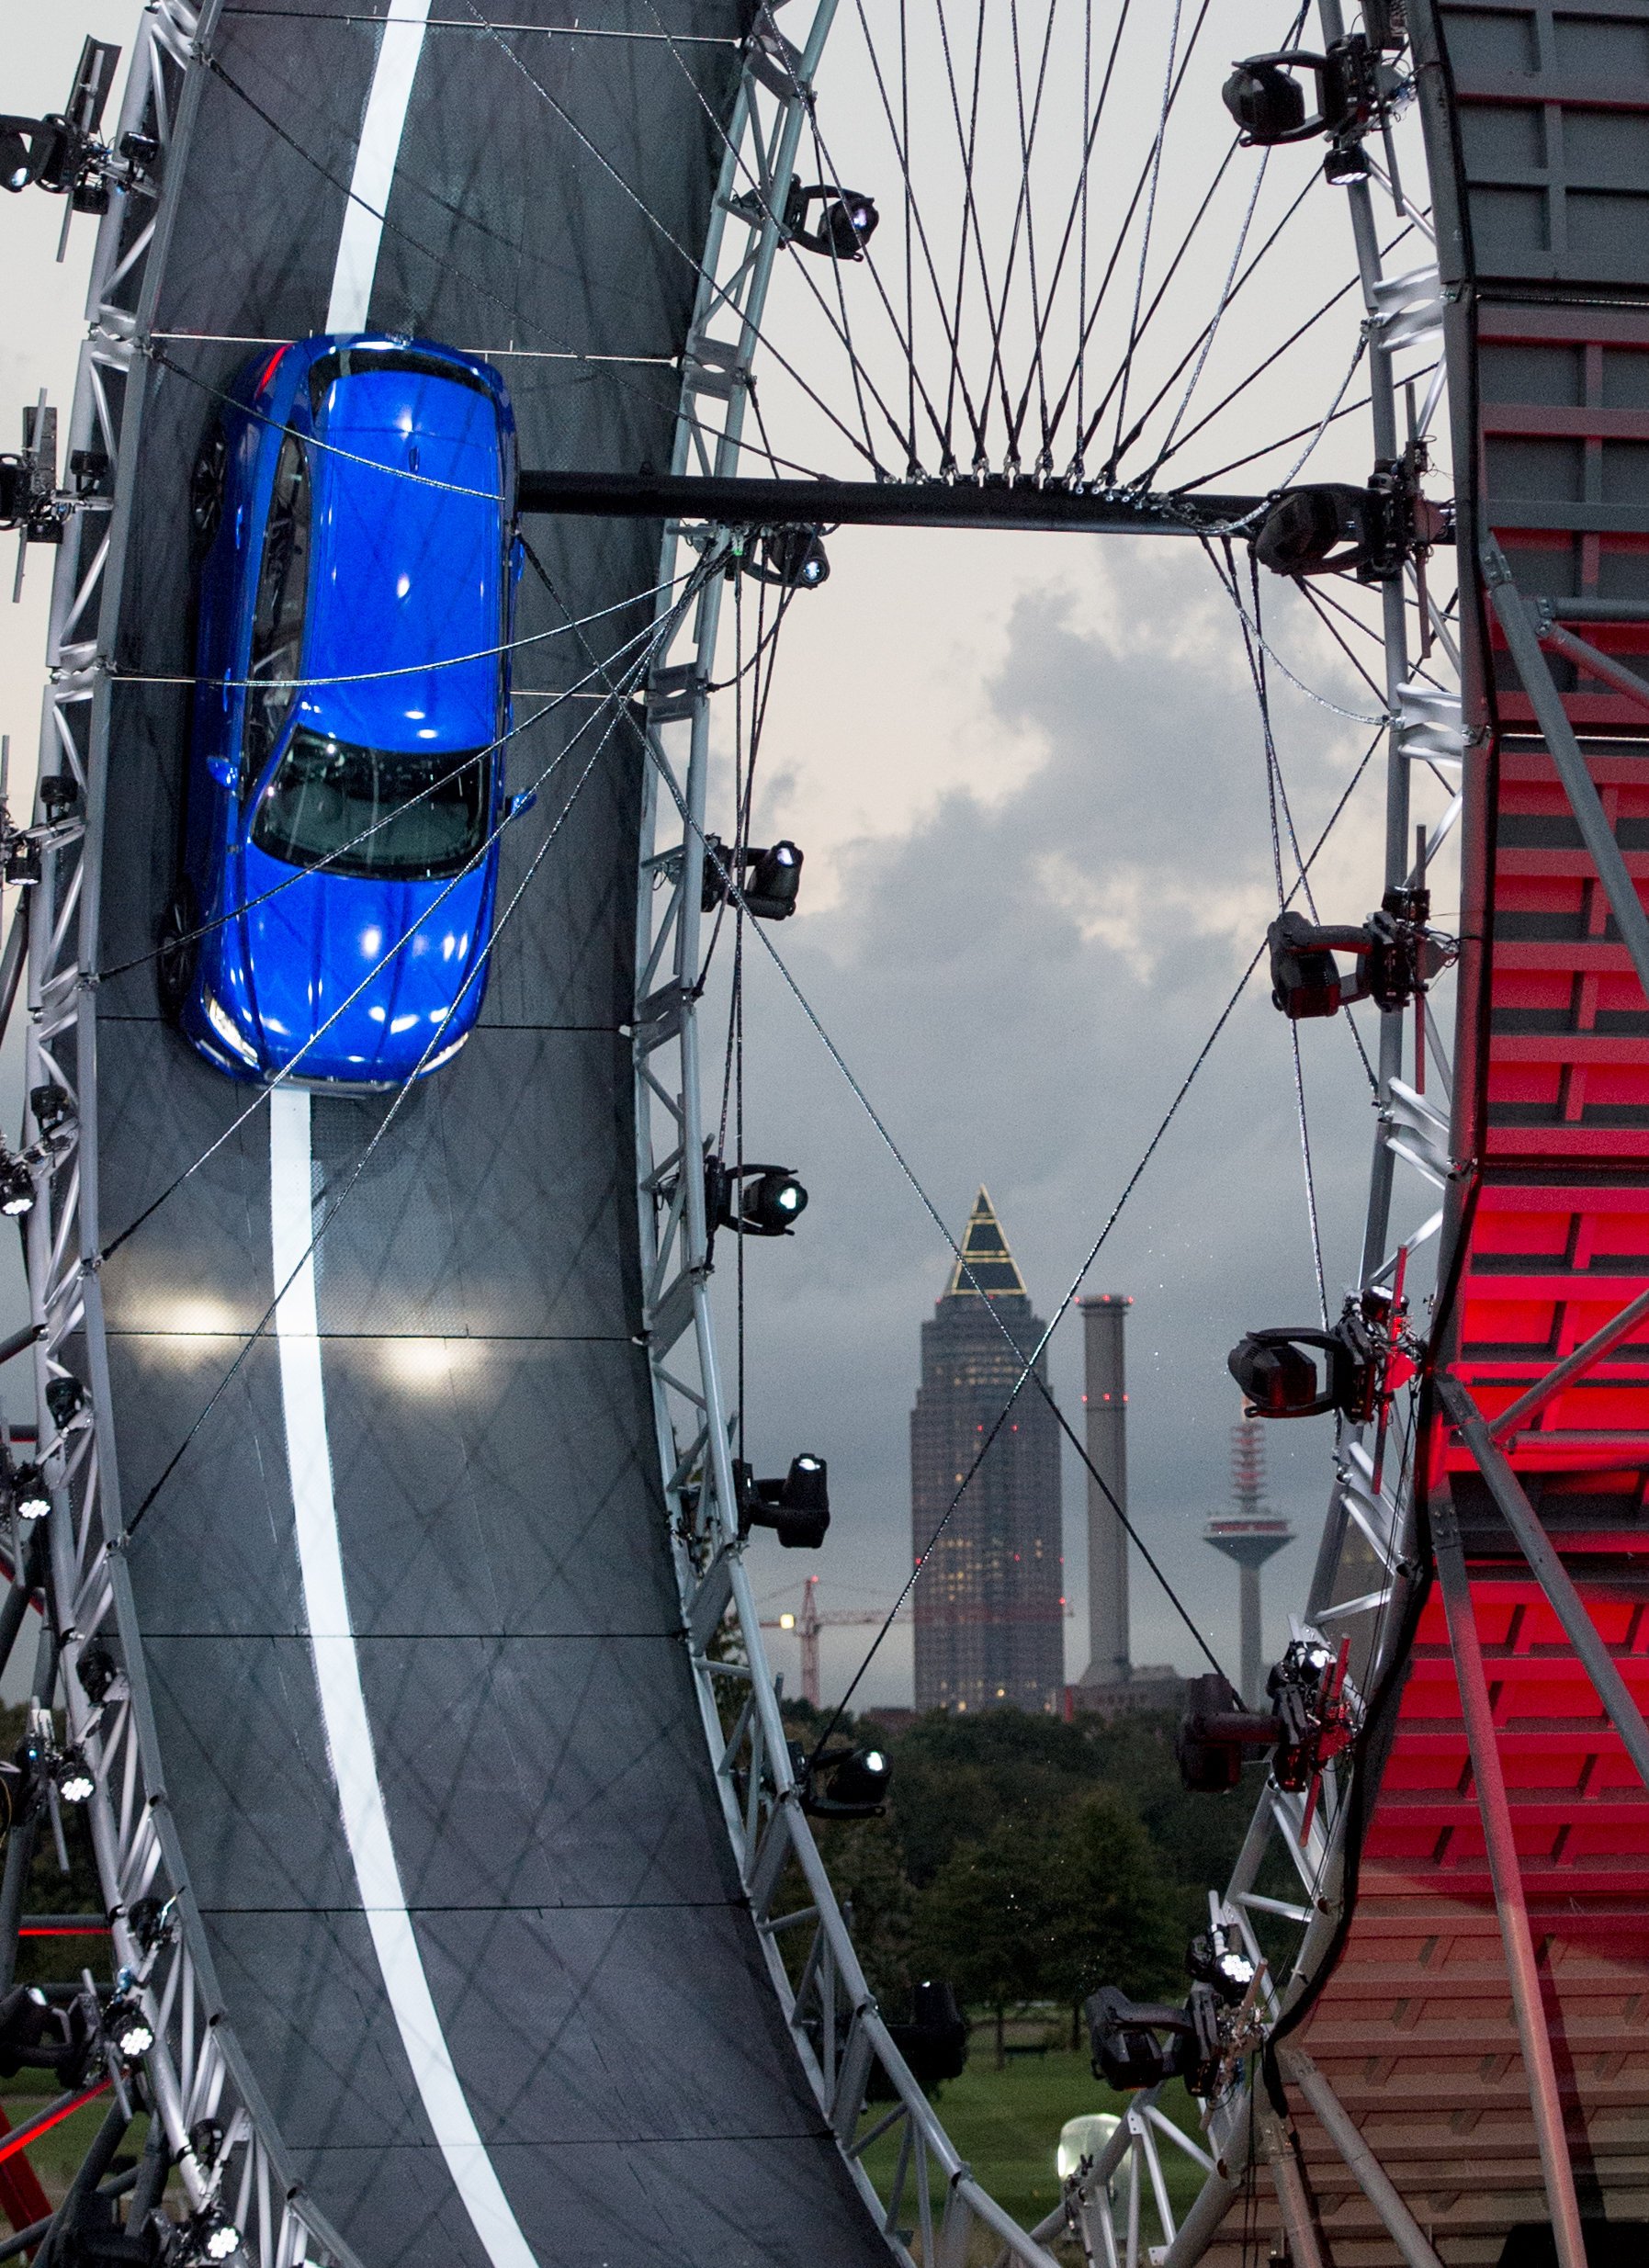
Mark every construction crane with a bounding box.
[761,1578,1075,1708]
[760,1576,903,1709]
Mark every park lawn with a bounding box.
[0,2090,132,2206]
[858,2048,1210,2245]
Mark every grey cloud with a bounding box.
[723,548,1410,1703]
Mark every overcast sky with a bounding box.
[4,6,1454,1709]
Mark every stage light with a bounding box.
[28,1084,72,1135]
[740,1454,830,1550]
[1222,59,1307,142]
[749,1169,805,1232]
[744,841,802,920]
[1187,1925,1256,2006]
[0,1155,32,1216]
[55,1747,94,1805]
[77,1643,118,1707]
[796,1740,890,1818]
[13,1463,51,1522]
[1227,1309,1380,1425]
[102,1991,152,2064]
[783,178,880,260]
[886,1980,968,2088]
[46,1373,87,1429]
[706,1158,808,1240]
[751,527,830,591]
[699,837,804,921]
[129,1895,174,1957]
[0,1987,51,2075]
[0,131,31,196]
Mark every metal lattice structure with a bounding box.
[6,5,357,2263]
[8,0,1649,2262]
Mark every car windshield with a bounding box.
[249,728,490,881]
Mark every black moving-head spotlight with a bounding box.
[0,131,30,197]
[46,1372,88,1430]
[0,1986,51,2077]
[745,841,803,920]
[700,838,804,921]
[30,1083,73,1135]
[0,1983,92,2086]
[1222,56,1308,142]
[739,1453,830,1549]
[748,526,830,591]
[784,177,879,259]
[1227,1303,1381,1424]
[792,1739,891,1818]
[706,1157,808,1238]
[890,1980,969,2084]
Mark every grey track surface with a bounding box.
[96,5,891,2261]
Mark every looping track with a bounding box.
[27,0,934,2261]
[22,0,1649,2262]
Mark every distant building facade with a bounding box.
[910,1190,1063,1714]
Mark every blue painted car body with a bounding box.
[176,333,520,1087]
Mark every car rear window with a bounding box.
[250,728,490,882]
[307,346,494,419]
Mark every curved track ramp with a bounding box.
[83,1,897,2259]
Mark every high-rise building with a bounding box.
[910,1190,1063,1714]
[1204,1421,1293,1705]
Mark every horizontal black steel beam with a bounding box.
[514,468,1269,536]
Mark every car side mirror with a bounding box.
[206,755,239,792]
[511,536,525,583]
[508,789,536,819]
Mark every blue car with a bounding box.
[164,333,523,1086]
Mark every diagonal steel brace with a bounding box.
[1439,1372,1649,1794]
[1482,538,1649,1009]
[1485,1281,1649,1442]
[1533,608,1649,721]
[1431,1493,1588,2268]
[1278,2046,1443,2268]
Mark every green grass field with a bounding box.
[0,2092,133,2208]
[2,2056,1206,2243]
[857,2047,1210,2253]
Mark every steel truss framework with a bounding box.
[9,0,1648,2261]
[0,3,355,2263]
[629,6,1065,2262]
[627,4,1467,2266]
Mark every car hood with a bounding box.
[304,367,503,753]
[234,842,492,1080]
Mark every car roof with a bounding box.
[298,365,505,755]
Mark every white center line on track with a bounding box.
[326,0,434,333]
[270,1093,535,2268]
[269,17,538,2262]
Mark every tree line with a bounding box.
[788,1703,1266,2067]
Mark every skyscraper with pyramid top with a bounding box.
[909,1190,1064,1713]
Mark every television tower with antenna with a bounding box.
[1204,1422,1293,1706]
